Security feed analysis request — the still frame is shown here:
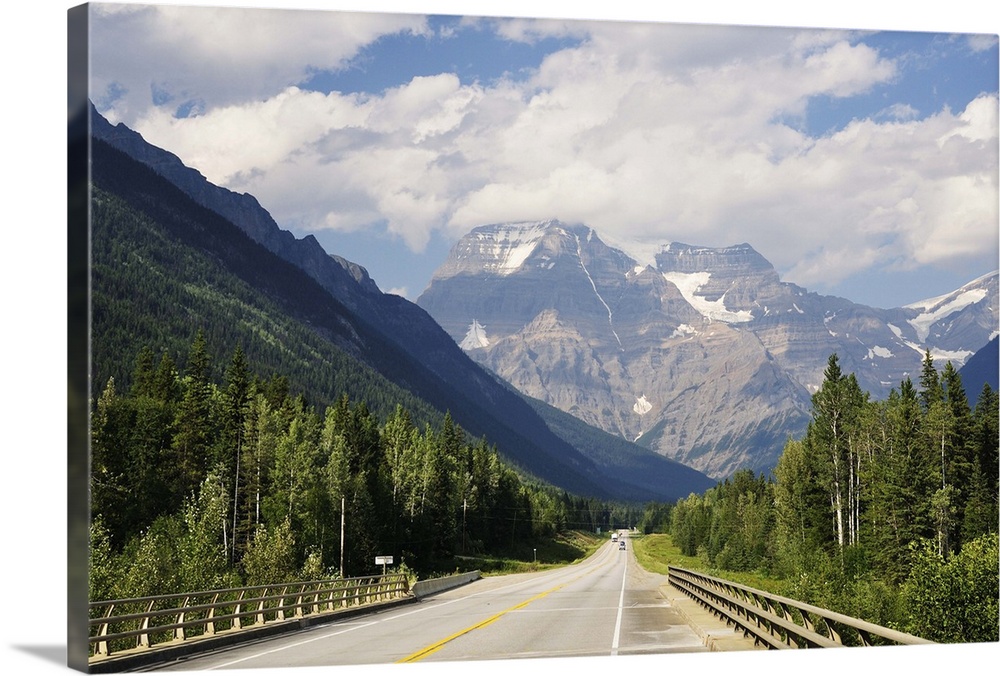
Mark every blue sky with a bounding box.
[300,15,583,95]
[87,1,999,309]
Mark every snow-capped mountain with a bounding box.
[901,272,999,358]
[418,220,999,478]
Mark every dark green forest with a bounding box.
[89,335,635,602]
[664,352,999,643]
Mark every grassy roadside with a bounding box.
[437,530,607,577]
[630,532,701,575]
[631,533,789,596]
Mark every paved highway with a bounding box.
[150,533,708,670]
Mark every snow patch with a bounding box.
[474,222,551,275]
[906,288,989,342]
[928,348,974,365]
[672,324,698,338]
[662,271,754,323]
[633,395,652,415]
[866,345,894,360]
[459,319,490,350]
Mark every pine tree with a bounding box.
[170,330,218,501]
[919,350,943,413]
[220,346,252,561]
[862,379,935,581]
[807,354,868,553]
[964,383,999,541]
[152,351,181,403]
[130,345,156,398]
[941,361,976,550]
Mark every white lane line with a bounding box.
[611,548,627,655]
[205,621,378,670]
[205,547,615,669]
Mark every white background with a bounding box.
[2,2,997,675]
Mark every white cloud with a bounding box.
[92,8,998,293]
[967,34,1000,52]
[91,3,427,126]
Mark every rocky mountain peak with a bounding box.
[656,242,775,275]
[420,220,999,479]
[432,219,596,280]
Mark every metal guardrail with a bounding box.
[89,573,409,660]
[667,566,934,649]
[411,570,482,598]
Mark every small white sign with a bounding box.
[375,555,393,565]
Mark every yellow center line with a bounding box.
[396,583,566,663]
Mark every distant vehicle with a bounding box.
[619,541,626,550]
[611,532,619,542]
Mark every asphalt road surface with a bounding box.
[151,533,708,670]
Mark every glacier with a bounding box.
[661,271,754,323]
[460,319,491,350]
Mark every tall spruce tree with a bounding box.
[807,354,868,554]
[170,330,218,501]
[221,346,252,561]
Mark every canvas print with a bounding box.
[68,1,999,673]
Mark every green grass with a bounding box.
[631,533,791,596]
[630,533,703,575]
[436,530,606,577]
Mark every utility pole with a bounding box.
[462,498,467,554]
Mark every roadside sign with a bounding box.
[375,556,393,565]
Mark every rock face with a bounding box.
[418,220,999,478]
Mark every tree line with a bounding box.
[89,333,629,602]
[666,352,998,643]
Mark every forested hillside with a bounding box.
[665,353,999,643]
[90,336,624,601]
[91,118,715,504]
[87,138,648,598]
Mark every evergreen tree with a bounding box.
[806,354,868,553]
[130,345,157,398]
[965,384,999,540]
[919,350,943,413]
[220,346,252,561]
[152,351,181,403]
[91,378,133,544]
[170,330,218,500]
[862,380,935,581]
[941,361,976,549]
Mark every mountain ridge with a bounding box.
[418,219,998,478]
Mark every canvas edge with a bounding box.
[68,3,92,673]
